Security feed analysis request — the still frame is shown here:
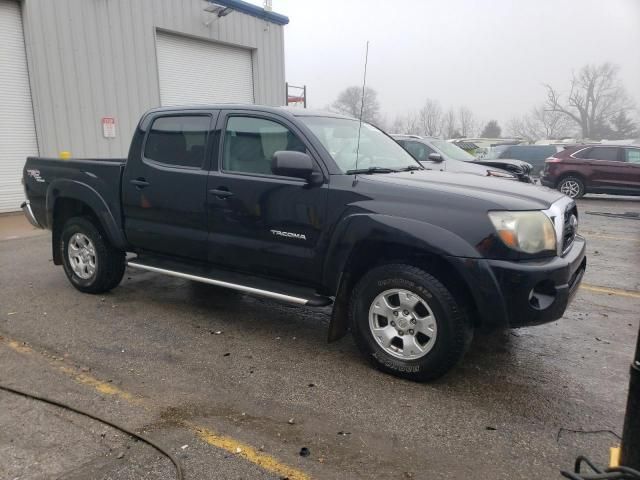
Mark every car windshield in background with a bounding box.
[299,116,420,173]
[483,145,510,160]
[429,139,477,162]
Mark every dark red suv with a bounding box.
[541,144,640,198]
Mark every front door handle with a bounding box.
[209,188,233,199]
[130,178,150,189]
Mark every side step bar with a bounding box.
[127,259,332,307]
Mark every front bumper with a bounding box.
[21,201,43,228]
[448,236,587,330]
[540,176,554,188]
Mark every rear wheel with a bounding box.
[61,217,125,293]
[558,176,585,199]
[349,264,473,382]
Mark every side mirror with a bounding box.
[272,151,317,183]
[428,153,444,163]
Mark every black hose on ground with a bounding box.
[0,383,183,480]
[561,456,640,480]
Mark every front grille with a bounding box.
[562,205,578,253]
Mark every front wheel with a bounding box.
[349,264,473,382]
[61,216,125,294]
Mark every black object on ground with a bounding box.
[560,456,640,479]
[0,383,183,480]
[299,447,310,457]
[622,323,640,470]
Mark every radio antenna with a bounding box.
[354,40,369,180]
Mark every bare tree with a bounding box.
[332,86,380,123]
[443,108,458,139]
[390,112,421,135]
[417,99,443,137]
[507,105,574,142]
[544,63,632,139]
[458,106,477,137]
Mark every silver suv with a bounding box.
[393,135,532,182]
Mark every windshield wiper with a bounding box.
[346,166,398,175]
[398,165,423,171]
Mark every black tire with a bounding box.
[349,264,473,382]
[557,176,585,199]
[61,216,125,294]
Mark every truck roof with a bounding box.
[141,104,356,122]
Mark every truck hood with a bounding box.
[362,170,563,210]
[472,159,533,175]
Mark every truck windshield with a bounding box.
[429,139,477,162]
[299,116,421,173]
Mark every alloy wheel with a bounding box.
[368,288,438,360]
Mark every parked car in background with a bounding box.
[392,135,532,182]
[485,144,564,176]
[541,144,640,198]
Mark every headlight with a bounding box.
[488,211,556,254]
[487,170,517,179]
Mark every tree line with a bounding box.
[330,63,639,142]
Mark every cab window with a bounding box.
[223,116,306,175]
[399,141,435,162]
[144,115,209,168]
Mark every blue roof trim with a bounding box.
[211,0,289,25]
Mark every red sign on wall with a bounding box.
[102,117,116,138]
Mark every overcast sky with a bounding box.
[251,0,640,128]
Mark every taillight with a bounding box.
[545,157,561,163]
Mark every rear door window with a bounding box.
[144,115,210,168]
[588,147,620,162]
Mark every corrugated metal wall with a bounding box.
[21,0,286,158]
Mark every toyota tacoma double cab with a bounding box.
[22,105,586,381]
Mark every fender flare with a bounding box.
[322,213,480,293]
[46,179,127,250]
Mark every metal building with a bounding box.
[0,0,288,212]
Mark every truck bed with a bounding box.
[23,156,126,230]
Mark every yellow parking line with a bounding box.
[1,335,311,479]
[581,284,640,299]
[192,424,310,480]
[6,338,146,406]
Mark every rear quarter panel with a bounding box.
[23,157,125,233]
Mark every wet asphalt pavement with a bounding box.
[0,195,639,480]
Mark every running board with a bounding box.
[126,256,332,307]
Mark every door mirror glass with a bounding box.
[272,151,316,182]
[428,153,444,163]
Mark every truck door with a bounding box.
[583,146,627,191]
[122,112,216,259]
[206,110,328,284]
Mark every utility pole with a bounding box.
[621,323,640,469]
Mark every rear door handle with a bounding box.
[209,188,233,199]
[130,178,150,189]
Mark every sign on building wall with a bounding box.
[102,117,116,138]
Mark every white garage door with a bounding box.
[156,32,254,106]
[0,0,39,213]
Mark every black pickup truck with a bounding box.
[22,105,586,381]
